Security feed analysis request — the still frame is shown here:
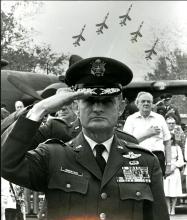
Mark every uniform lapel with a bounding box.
[73,132,102,180]
[101,136,128,189]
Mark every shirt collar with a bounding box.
[136,111,154,118]
[83,133,114,153]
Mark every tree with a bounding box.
[1,1,68,75]
[145,49,187,114]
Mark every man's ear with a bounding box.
[118,100,127,117]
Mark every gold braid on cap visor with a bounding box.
[75,87,121,96]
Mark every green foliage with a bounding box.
[145,50,187,114]
[1,2,68,75]
[145,49,187,81]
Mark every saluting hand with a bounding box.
[27,88,92,122]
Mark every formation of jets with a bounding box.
[96,12,109,35]
[72,25,86,47]
[72,4,160,61]
[145,39,159,60]
[130,21,144,43]
[119,4,132,26]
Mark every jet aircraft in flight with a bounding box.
[130,21,144,43]
[119,4,132,26]
[72,25,86,47]
[96,12,109,35]
[145,38,159,60]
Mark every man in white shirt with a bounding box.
[123,91,171,176]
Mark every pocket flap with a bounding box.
[48,171,88,194]
[119,182,154,201]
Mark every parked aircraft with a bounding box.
[2,66,187,112]
[72,25,86,47]
[130,21,144,43]
[145,39,159,60]
[96,12,109,34]
[119,4,132,26]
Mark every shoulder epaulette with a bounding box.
[43,138,66,146]
[116,129,139,144]
[124,141,154,155]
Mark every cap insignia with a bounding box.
[90,59,106,77]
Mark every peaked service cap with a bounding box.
[65,57,133,97]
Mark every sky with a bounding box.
[2,1,187,81]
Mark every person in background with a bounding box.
[184,137,187,192]
[157,93,181,125]
[164,134,184,215]
[2,56,169,220]
[15,101,24,112]
[165,115,186,156]
[123,91,171,176]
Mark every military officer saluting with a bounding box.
[2,57,169,220]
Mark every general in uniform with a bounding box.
[2,57,169,220]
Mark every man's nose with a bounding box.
[92,102,104,112]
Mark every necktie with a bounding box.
[95,144,106,174]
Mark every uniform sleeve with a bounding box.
[150,155,170,220]
[30,119,53,149]
[1,116,50,192]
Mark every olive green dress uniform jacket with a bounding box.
[2,116,169,220]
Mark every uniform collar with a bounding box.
[83,133,114,154]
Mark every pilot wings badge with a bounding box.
[91,59,106,77]
[123,151,141,159]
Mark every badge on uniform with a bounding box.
[75,145,83,149]
[118,166,151,183]
[123,151,141,159]
[60,167,83,177]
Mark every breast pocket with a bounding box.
[118,182,154,201]
[48,171,89,194]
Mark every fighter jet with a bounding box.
[72,25,86,47]
[145,39,159,60]
[119,4,132,26]
[96,12,109,35]
[130,21,144,43]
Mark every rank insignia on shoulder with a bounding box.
[123,151,141,159]
[117,145,124,150]
[75,145,83,149]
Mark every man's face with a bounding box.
[166,118,176,131]
[137,94,153,114]
[164,98,171,106]
[56,105,75,121]
[15,102,24,111]
[78,96,123,132]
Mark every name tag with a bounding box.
[60,167,83,177]
[118,166,151,183]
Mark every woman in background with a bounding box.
[164,133,184,215]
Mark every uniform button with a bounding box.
[99,212,106,220]
[101,192,107,200]
[66,183,71,188]
[136,191,141,197]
